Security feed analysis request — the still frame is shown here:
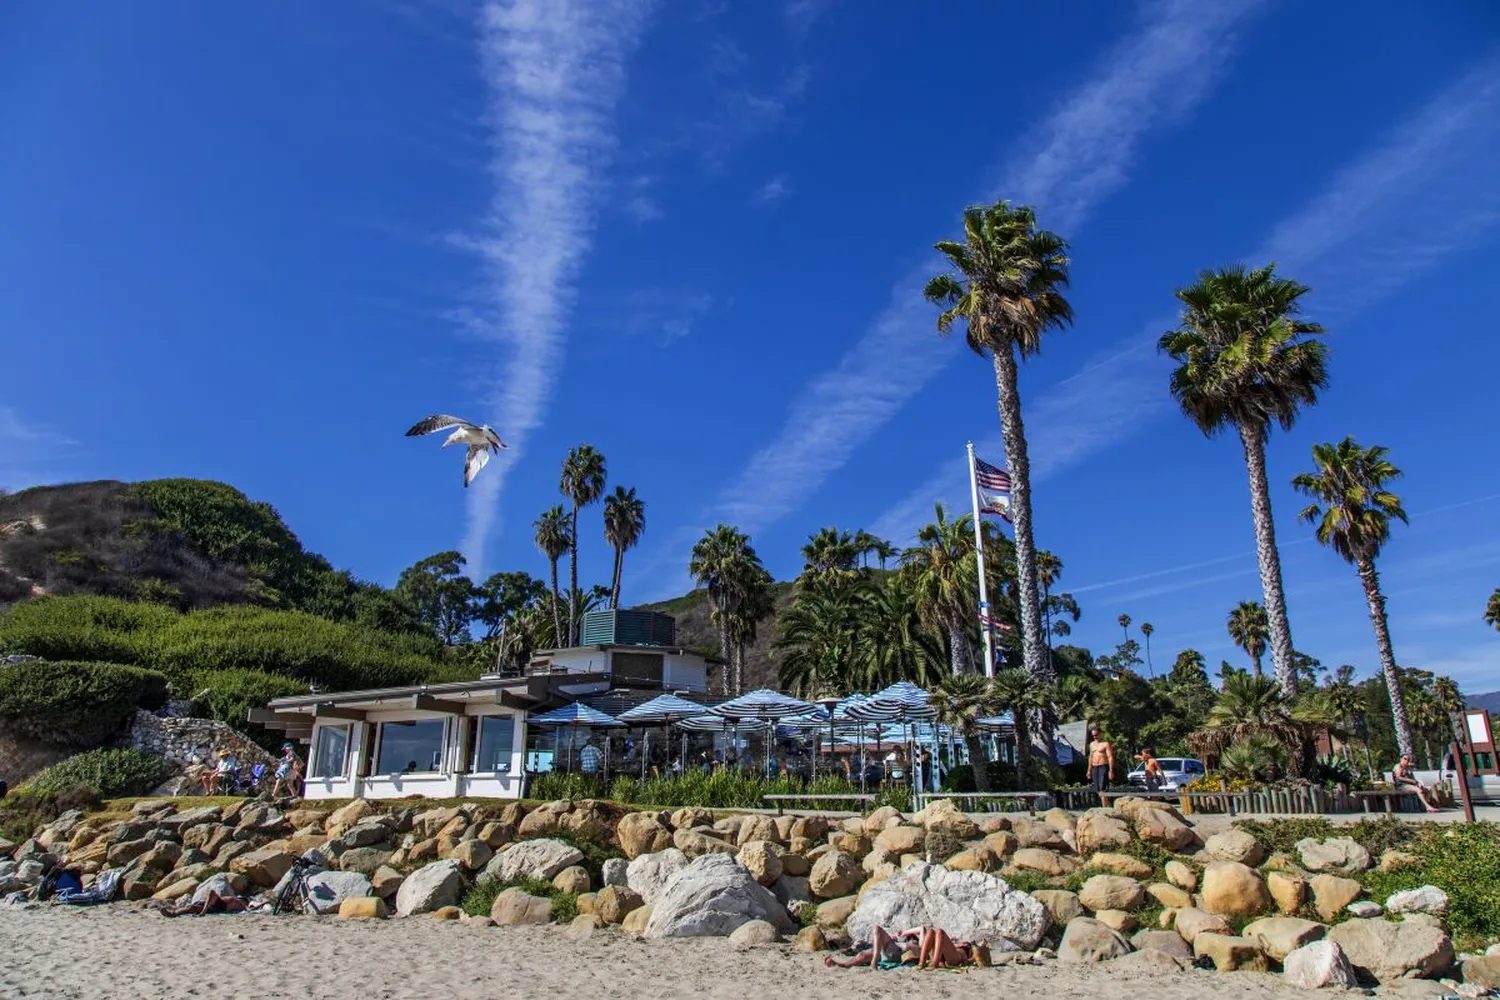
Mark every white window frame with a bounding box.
[470,714,516,775]
[374,716,451,776]
[311,723,352,780]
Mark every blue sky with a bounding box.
[3,1,1498,693]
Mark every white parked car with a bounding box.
[1126,757,1206,791]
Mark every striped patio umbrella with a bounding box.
[707,689,813,772]
[845,680,935,721]
[619,694,707,777]
[528,702,623,772]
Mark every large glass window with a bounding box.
[312,724,350,779]
[376,719,447,774]
[472,715,515,773]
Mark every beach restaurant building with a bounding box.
[251,610,714,801]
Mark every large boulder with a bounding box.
[395,860,466,917]
[1385,885,1448,917]
[1193,932,1269,972]
[1201,829,1266,867]
[1011,817,1068,851]
[1242,916,1327,962]
[1010,848,1078,876]
[594,885,644,925]
[1309,874,1363,922]
[1164,860,1197,891]
[1267,872,1306,915]
[1130,807,1199,852]
[1078,875,1145,912]
[1283,940,1358,990]
[1031,889,1083,927]
[1172,907,1231,945]
[643,854,794,939]
[1461,956,1500,990]
[1058,916,1132,963]
[735,815,783,847]
[912,799,980,840]
[672,828,738,859]
[229,847,294,888]
[1326,917,1454,983]
[1075,809,1131,855]
[482,839,583,883]
[872,825,926,859]
[625,848,690,905]
[846,862,1050,953]
[1200,862,1270,917]
[1086,853,1152,879]
[1131,929,1193,962]
[492,888,553,925]
[736,841,783,887]
[616,813,673,860]
[808,851,863,899]
[338,847,395,876]
[1146,883,1192,909]
[1296,837,1371,874]
[302,871,373,915]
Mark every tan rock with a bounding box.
[1131,807,1199,852]
[1164,860,1197,892]
[406,838,439,864]
[1242,916,1327,962]
[1193,932,1269,972]
[326,799,376,834]
[621,903,652,933]
[1013,817,1069,850]
[1031,890,1084,927]
[1379,849,1419,873]
[1042,807,1076,832]
[736,814,782,847]
[1094,909,1138,934]
[1201,829,1266,867]
[370,866,404,899]
[945,849,985,872]
[1075,809,1132,855]
[873,824,925,858]
[737,840,784,886]
[980,815,1012,834]
[337,896,388,919]
[780,852,810,877]
[1267,872,1307,915]
[1058,916,1132,963]
[450,839,493,872]
[552,865,591,894]
[229,846,294,888]
[914,799,980,840]
[669,808,713,831]
[1011,847,1079,876]
[150,878,199,902]
[575,892,597,915]
[491,888,553,925]
[594,885,644,925]
[790,814,830,841]
[979,831,1018,864]
[794,925,829,952]
[1147,883,1192,909]
[816,895,858,928]
[617,812,673,860]
[1087,852,1152,879]
[864,805,902,830]
[1309,874,1363,922]
[1326,917,1454,982]
[1461,956,1500,990]
[431,905,463,921]
[1078,874,1146,912]
[809,851,863,899]
[671,827,737,859]
[1172,906,1231,945]
[1200,862,1270,917]
[831,832,871,856]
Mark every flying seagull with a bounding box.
[405,414,507,487]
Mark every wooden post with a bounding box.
[1451,741,1476,824]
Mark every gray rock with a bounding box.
[846,862,1051,953]
[772,874,812,908]
[1059,916,1132,963]
[644,854,795,939]
[1130,929,1192,961]
[600,858,629,888]
[1296,836,1372,874]
[394,860,466,917]
[1385,885,1449,917]
[302,871,372,915]
[1347,900,1383,918]
[1283,940,1358,990]
[481,839,583,883]
[338,847,395,875]
[626,848,690,905]
[1327,916,1454,983]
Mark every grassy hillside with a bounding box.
[637,581,797,692]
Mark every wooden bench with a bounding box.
[919,791,1050,816]
[1352,789,1420,815]
[762,794,874,815]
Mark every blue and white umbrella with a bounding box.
[709,688,814,721]
[846,680,935,721]
[528,702,623,772]
[619,694,707,777]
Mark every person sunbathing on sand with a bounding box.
[825,927,988,970]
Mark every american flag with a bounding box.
[973,455,1012,521]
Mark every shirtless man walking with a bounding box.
[1088,728,1114,802]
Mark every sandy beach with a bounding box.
[0,905,1347,1000]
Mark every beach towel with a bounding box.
[57,869,121,905]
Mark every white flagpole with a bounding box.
[967,442,996,679]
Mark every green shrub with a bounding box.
[0,659,170,747]
[1358,822,1500,946]
[556,834,625,881]
[1234,816,1414,859]
[25,749,166,798]
[999,869,1051,894]
[532,768,875,811]
[460,875,574,921]
[548,892,579,923]
[0,788,61,842]
[0,595,176,664]
[189,668,308,750]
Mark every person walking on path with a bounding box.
[271,743,302,799]
[1088,729,1114,801]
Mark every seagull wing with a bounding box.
[485,427,508,451]
[464,444,493,487]
[405,414,475,438]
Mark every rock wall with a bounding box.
[127,711,276,770]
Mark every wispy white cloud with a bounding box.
[693,64,810,169]
[784,0,835,39]
[621,175,664,224]
[870,46,1500,546]
[699,0,1265,536]
[0,407,78,492]
[458,0,654,575]
[755,173,792,205]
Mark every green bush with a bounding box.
[1358,822,1500,946]
[0,659,169,748]
[0,595,176,664]
[188,668,309,751]
[459,875,576,922]
[0,788,63,842]
[1234,816,1413,859]
[25,749,166,798]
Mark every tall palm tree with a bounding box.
[726,564,775,695]
[1292,436,1414,761]
[1139,622,1154,676]
[1226,601,1270,678]
[899,503,978,676]
[1160,263,1329,697]
[689,524,764,695]
[799,527,863,589]
[929,674,999,792]
[925,201,1073,705]
[1117,614,1132,643]
[1486,586,1500,632]
[559,445,607,644]
[602,486,646,609]
[532,506,572,647]
[777,584,862,696]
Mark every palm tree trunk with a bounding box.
[568,507,580,645]
[718,612,733,697]
[964,733,991,792]
[1252,652,1263,678]
[548,559,563,649]
[945,614,967,676]
[610,545,624,610]
[1238,423,1297,697]
[1012,713,1033,790]
[991,347,1052,759]
[1357,556,1415,761]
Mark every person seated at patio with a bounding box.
[1393,755,1440,813]
[212,750,238,794]
[579,737,603,775]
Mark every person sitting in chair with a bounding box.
[1393,755,1440,813]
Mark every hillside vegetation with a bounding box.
[639,582,796,691]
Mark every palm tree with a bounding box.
[532,506,572,647]
[1189,672,1312,772]
[854,576,944,691]
[602,486,646,609]
[1486,586,1500,631]
[1160,264,1329,697]
[925,201,1073,703]
[990,667,1046,788]
[929,674,999,792]
[1226,601,1270,678]
[1292,436,1414,761]
[1117,614,1132,643]
[777,585,863,696]
[1139,622,1154,676]
[689,524,764,695]
[725,564,775,695]
[799,527,863,589]
[899,503,978,676]
[559,445,607,644]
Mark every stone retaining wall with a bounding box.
[127,711,276,770]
